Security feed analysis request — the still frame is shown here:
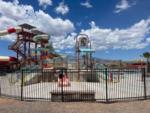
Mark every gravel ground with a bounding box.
[0,97,150,113]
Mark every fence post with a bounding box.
[61,76,64,102]
[21,70,24,101]
[105,68,108,103]
[60,69,64,102]
[143,68,147,100]
[0,79,1,97]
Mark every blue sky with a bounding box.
[0,0,150,61]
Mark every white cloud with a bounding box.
[52,32,76,50]
[38,0,52,8]
[13,0,19,5]
[114,0,136,13]
[55,1,69,15]
[1,34,17,42]
[89,21,96,28]
[0,0,149,53]
[0,0,74,41]
[80,19,150,50]
[51,18,150,51]
[80,0,93,8]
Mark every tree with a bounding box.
[143,52,150,63]
[143,52,150,72]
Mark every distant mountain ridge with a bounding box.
[66,55,123,64]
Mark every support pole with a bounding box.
[61,71,64,102]
[77,43,80,81]
[0,79,1,97]
[105,68,108,103]
[143,68,147,100]
[21,70,24,101]
[35,43,38,65]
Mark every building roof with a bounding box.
[31,29,47,35]
[19,23,36,30]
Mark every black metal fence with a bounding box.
[0,68,150,102]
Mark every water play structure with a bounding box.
[0,24,97,71]
[75,34,95,80]
[0,23,59,70]
[75,34,95,70]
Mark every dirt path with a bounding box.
[0,98,150,113]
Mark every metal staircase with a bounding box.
[8,40,25,58]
